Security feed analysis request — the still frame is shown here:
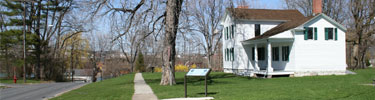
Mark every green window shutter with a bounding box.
[325,28,328,40]
[304,27,308,40]
[314,27,317,40]
[232,48,234,61]
[335,28,338,40]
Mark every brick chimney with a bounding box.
[313,0,322,15]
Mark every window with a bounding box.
[225,27,229,40]
[255,24,260,36]
[282,46,289,61]
[226,48,229,61]
[325,28,337,40]
[327,28,333,39]
[225,48,227,61]
[224,27,227,40]
[231,48,234,61]
[231,25,235,39]
[257,47,265,60]
[251,47,255,60]
[304,27,317,40]
[272,47,279,61]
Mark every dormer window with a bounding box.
[255,24,260,36]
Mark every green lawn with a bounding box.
[143,68,375,100]
[0,78,44,84]
[0,86,6,88]
[51,74,135,100]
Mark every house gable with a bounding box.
[298,13,347,31]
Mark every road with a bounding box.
[0,82,87,100]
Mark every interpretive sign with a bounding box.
[184,68,211,97]
[186,69,210,76]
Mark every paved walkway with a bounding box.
[132,73,158,100]
[0,82,87,100]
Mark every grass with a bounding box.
[143,68,375,100]
[51,74,135,100]
[0,86,6,88]
[0,78,44,84]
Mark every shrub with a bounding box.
[175,64,188,72]
[155,67,162,72]
[154,64,198,73]
[191,64,197,69]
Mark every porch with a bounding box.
[241,38,294,78]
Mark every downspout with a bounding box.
[265,39,269,78]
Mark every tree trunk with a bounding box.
[207,55,212,68]
[352,43,359,69]
[160,0,183,85]
[5,48,10,78]
[70,43,75,82]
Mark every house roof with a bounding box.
[226,8,305,21]
[244,13,347,41]
[245,16,315,41]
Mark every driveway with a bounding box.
[0,82,87,100]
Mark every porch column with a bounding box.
[254,44,259,71]
[267,42,273,72]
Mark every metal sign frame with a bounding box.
[184,68,211,97]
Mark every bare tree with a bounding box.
[88,32,113,82]
[283,0,313,16]
[160,0,183,85]
[188,0,225,68]
[283,0,348,24]
[347,0,375,69]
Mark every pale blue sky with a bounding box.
[92,0,286,35]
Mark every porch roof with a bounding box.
[241,38,294,45]
[243,16,315,41]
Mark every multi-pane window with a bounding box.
[231,48,234,61]
[224,25,236,40]
[225,48,227,61]
[251,47,255,60]
[272,47,279,61]
[325,28,337,40]
[304,27,317,40]
[282,46,289,61]
[225,27,229,40]
[225,48,234,61]
[231,25,235,39]
[257,47,265,60]
[327,28,334,39]
[255,24,260,36]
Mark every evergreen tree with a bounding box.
[135,52,145,72]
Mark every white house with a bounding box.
[220,1,347,77]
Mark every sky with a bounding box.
[92,0,286,34]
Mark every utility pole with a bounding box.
[23,0,27,83]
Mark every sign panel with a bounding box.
[186,69,210,76]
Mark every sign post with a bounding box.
[184,68,211,98]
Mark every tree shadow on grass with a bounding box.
[197,92,217,95]
[144,73,259,86]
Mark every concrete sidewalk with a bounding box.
[132,73,158,100]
